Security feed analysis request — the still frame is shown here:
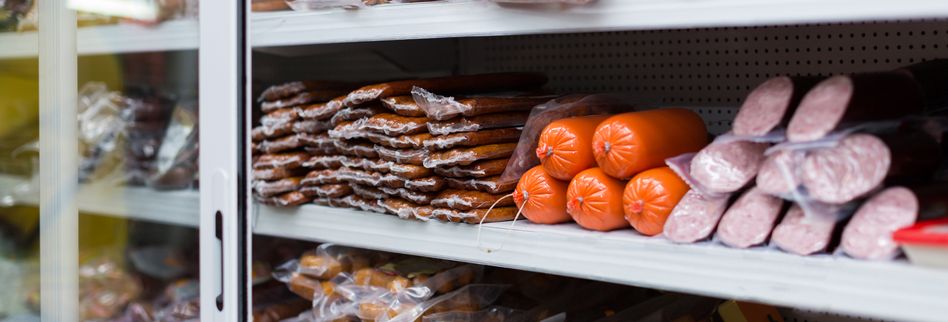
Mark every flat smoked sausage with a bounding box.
[343,73,547,107]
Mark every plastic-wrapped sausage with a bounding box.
[260,107,302,127]
[303,146,339,156]
[446,176,516,194]
[254,151,310,169]
[427,112,530,136]
[340,157,392,173]
[252,123,294,142]
[254,166,307,181]
[363,113,429,136]
[430,189,514,210]
[840,186,919,260]
[787,72,924,142]
[301,155,346,169]
[376,146,428,165]
[689,141,769,194]
[386,175,446,192]
[732,76,821,136]
[381,96,427,117]
[514,165,571,224]
[423,128,523,151]
[299,98,345,120]
[331,104,388,126]
[334,168,384,186]
[423,143,517,168]
[434,158,509,178]
[301,169,344,186]
[334,140,380,158]
[715,187,786,248]
[255,191,311,207]
[389,163,435,179]
[412,87,554,121]
[430,207,519,224]
[622,167,690,236]
[253,177,303,197]
[380,187,436,205]
[343,72,548,107]
[663,190,732,243]
[298,133,336,150]
[338,195,388,213]
[755,149,805,197]
[379,197,426,219]
[260,90,349,113]
[292,119,333,134]
[367,132,432,149]
[351,185,387,200]
[801,131,942,204]
[259,81,355,102]
[311,184,354,199]
[258,134,307,154]
[566,168,628,231]
[593,109,708,179]
[771,203,850,255]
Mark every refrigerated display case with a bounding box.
[5,0,948,321]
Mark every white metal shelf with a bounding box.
[0,19,198,59]
[254,204,948,322]
[251,0,948,48]
[1,175,198,227]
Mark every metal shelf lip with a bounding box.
[254,203,948,322]
[250,0,948,47]
[0,19,199,59]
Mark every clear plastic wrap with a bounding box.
[254,166,307,181]
[381,96,427,117]
[840,186,919,260]
[662,190,732,243]
[368,132,433,149]
[427,112,530,136]
[363,113,429,136]
[423,128,523,151]
[78,255,144,321]
[255,151,311,170]
[433,158,509,178]
[446,176,517,194]
[253,177,303,197]
[498,94,631,189]
[328,119,371,140]
[375,146,428,165]
[299,133,336,150]
[293,119,334,134]
[253,123,295,142]
[352,185,389,200]
[261,107,302,127]
[78,82,128,184]
[411,87,554,121]
[334,140,380,158]
[258,133,308,154]
[431,207,519,224]
[688,139,769,194]
[430,189,515,211]
[423,143,517,168]
[302,169,345,186]
[332,104,389,126]
[298,244,385,279]
[299,98,346,121]
[255,191,312,207]
[714,187,786,248]
[380,187,437,205]
[302,155,347,170]
[378,284,507,322]
[147,102,198,190]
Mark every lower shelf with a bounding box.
[254,203,948,322]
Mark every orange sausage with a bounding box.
[622,167,690,236]
[536,115,611,181]
[592,109,708,179]
[514,166,571,224]
[566,168,628,231]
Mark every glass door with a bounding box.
[0,0,243,320]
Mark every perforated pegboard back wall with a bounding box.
[460,20,948,110]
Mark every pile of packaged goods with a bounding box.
[513,59,948,262]
[78,82,199,190]
[273,243,784,322]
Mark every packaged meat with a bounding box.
[368,132,433,149]
[431,207,520,224]
[427,112,530,136]
[329,119,371,140]
[302,155,345,170]
[379,197,426,218]
[253,177,303,197]
[893,218,948,269]
[389,175,446,193]
[254,166,308,181]
[423,128,523,150]
[389,163,435,179]
[292,119,333,133]
[255,151,311,169]
[423,143,517,168]
[380,187,437,205]
[514,165,571,224]
[801,131,941,204]
[498,94,633,191]
[261,90,347,114]
[756,150,805,197]
[430,189,514,210]
[343,72,548,107]
[663,190,731,243]
[411,87,554,121]
[332,104,389,126]
[421,306,533,322]
[446,176,517,194]
[299,98,346,120]
[379,284,508,322]
[299,133,336,150]
[593,108,708,179]
[840,186,918,260]
[261,107,302,127]
[787,72,924,142]
[771,203,852,256]
[312,183,355,198]
[253,123,294,142]
[339,195,388,213]
[299,244,381,279]
[259,80,354,102]
[301,169,344,185]
[352,185,388,200]
[335,168,385,186]
[434,158,509,178]
[364,113,430,136]
[566,168,629,231]
[341,157,393,173]
[381,95,427,117]
[622,167,689,236]
[732,76,821,136]
[376,146,428,165]
[334,140,381,158]
[689,140,769,194]
[304,146,340,156]
[256,191,311,207]
[536,115,611,181]
[258,133,307,154]
[715,187,786,248]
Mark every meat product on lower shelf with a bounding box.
[787,72,924,142]
[663,190,731,243]
[446,176,516,194]
[732,76,821,136]
[381,95,427,117]
[536,115,611,181]
[379,186,437,205]
[840,186,919,260]
[771,204,849,256]
[253,177,303,197]
[363,113,429,136]
[592,109,708,179]
[566,168,628,232]
[715,187,786,248]
[514,165,571,224]
[431,207,520,223]
[343,72,547,106]
[800,130,942,204]
[689,141,769,194]
[622,167,689,236]
[256,191,311,207]
[254,167,308,181]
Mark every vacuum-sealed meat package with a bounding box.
[423,143,517,168]
[343,72,547,107]
[412,87,554,121]
[423,128,522,151]
[427,112,530,136]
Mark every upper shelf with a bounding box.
[254,204,948,322]
[3,0,948,59]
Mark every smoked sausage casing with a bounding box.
[622,167,689,236]
[536,115,611,181]
[514,165,571,224]
[592,109,708,179]
[566,168,628,231]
